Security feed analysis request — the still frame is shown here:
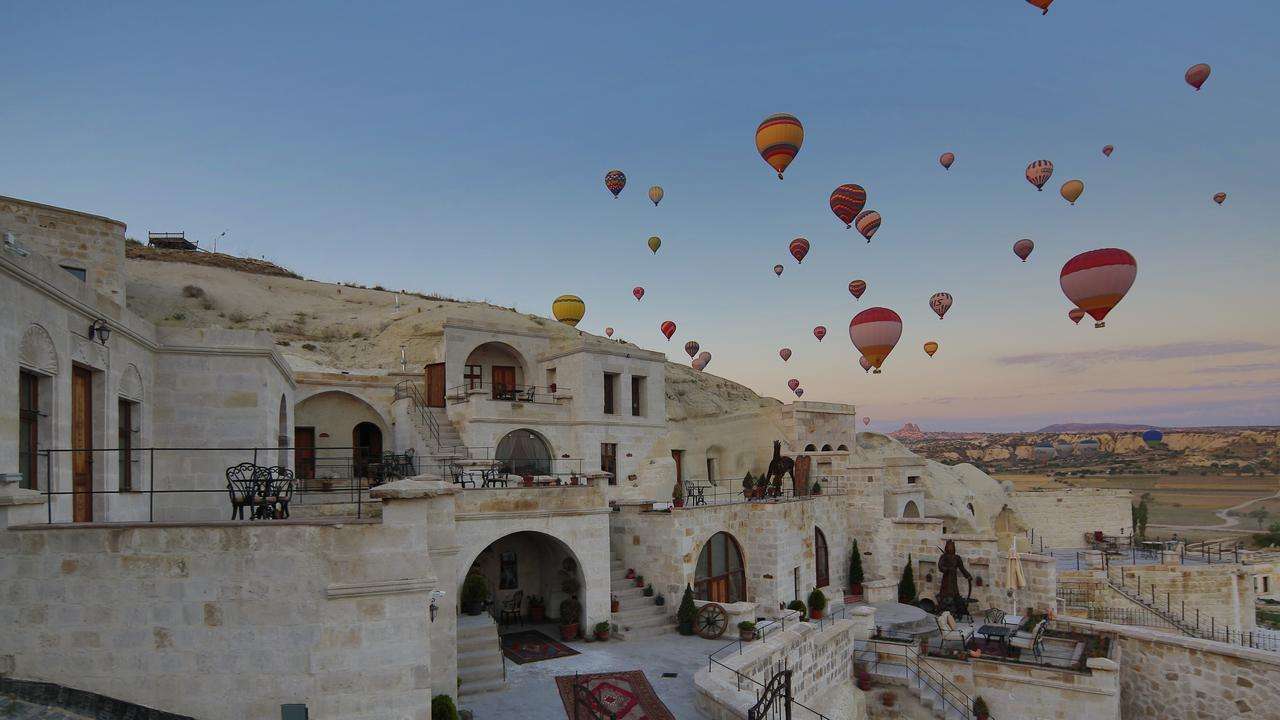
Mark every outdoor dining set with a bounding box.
[934,608,1049,661]
[225,463,296,520]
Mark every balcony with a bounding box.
[447,382,569,405]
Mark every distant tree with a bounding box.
[1136,500,1150,539]
[1249,508,1270,529]
[898,554,917,604]
[1130,505,1138,536]
[849,539,865,589]
[1254,522,1280,548]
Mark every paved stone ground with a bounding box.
[0,697,90,720]
[461,623,736,719]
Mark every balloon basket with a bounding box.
[1095,322,1106,328]
[873,369,882,374]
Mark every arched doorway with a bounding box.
[352,422,383,479]
[902,500,921,518]
[695,532,746,603]
[815,527,830,588]
[495,429,552,476]
[464,342,531,400]
[461,531,585,629]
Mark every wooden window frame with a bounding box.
[18,371,40,490]
[815,527,830,588]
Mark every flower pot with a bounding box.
[672,497,684,508]
[521,476,533,487]
[810,608,824,621]
[595,629,609,641]
[850,582,863,597]
[611,600,620,613]
[530,606,546,623]
[739,628,756,642]
[560,623,579,641]
[655,596,665,606]
[678,621,694,636]
[635,577,645,588]
[625,569,636,579]
[857,679,872,691]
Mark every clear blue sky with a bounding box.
[6,1,1279,430]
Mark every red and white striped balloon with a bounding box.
[660,320,677,340]
[848,307,902,374]
[789,237,810,264]
[1059,249,1137,328]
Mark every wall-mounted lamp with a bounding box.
[89,319,111,346]
[429,590,446,622]
[2,232,30,257]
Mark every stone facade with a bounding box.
[1110,562,1257,633]
[1,196,127,303]
[1009,488,1134,549]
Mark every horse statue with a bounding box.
[761,440,795,495]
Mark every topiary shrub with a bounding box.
[431,694,458,720]
[787,599,807,619]
[808,587,827,613]
[677,584,698,635]
[898,554,917,604]
[849,539,865,589]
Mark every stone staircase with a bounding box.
[610,558,674,640]
[458,614,506,697]
[860,645,971,720]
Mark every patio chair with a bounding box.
[520,386,537,402]
[252,465,279,519]
[268,466,295,519]
[936,611,973,651]
[400,448,416,477]
[225,462,259,520]
[499,590,524,626]
[1009,619,1048,661]
[983,607,1007,624]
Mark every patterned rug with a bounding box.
[499,629,580,665]
[554,670,675,720]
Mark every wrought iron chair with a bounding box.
[499,590,524,626]
[520,386,537,402]
[251,465,278,519]
[1009,619,1048,661]
[225,462,259,520]
[268,466,295,519]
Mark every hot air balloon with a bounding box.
[696,351,711,370]
[924,341,939,357]
[1213,192,1227,205]
[1013,238,1035,262]
[684,341,700,358]
[854,210,881,243]
[1026,0,1052,14]
[849,307,902,374]
[794,388,804,398]
[648,186,664,206]
[773,264,785,277]
[552,295,585,327]
[929,292,953,320]
[1026,160,1054,191]
[605,326,614,337]
[787,378,800,392]
[1185,63,1211,91]
[1102,145,1114,157]
[1060,248,1137,328]
[648,236,661,254]
[1143,429,1164,447]
[859,355,872,373]
[1068,308,1086,325]
[692,358,705,371]
[632,286,645,301]
[939,152,955,170]
[605,170,626,198]
[849,280,867,299]
[779,348,792,362]
[660,320,677,340]
[755,113,805,179]
[830,184,867,228]
[789,238,810,264]
[863,416,870,427]
[813,326,827,342]
[1060,179,1084,205]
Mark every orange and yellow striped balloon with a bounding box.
[552,294,586,327]
[755,113,804,179]
[923,341,939,357]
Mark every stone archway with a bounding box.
[903,500,921,518]
[495,428,553,476]
[20,324,59,376]
[694,531,747,603]
[460,531,587,629]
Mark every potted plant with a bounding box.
[848,539,865,598]
[811,480,822,495]
[742,474,755,500]
[610,594,620,613]
[738,620,757,641]
[569,475,579,486]
[460,573,488,616]
[881,692,896,708]
[635,574,645,588]
[770,475,782,498]
[787,599,807,621]
[625,568,636,580]
[528,595,546,623]
[672,478,685,508]
[558,596,581,641]
[643,583,655,598]
[431,694,458,720]
[521,475,533,487]
[807,588,827,621]
[655,593,665,606]
[973,696,990,720]
[677,584,698,636]
[898,554,917,604]
[594,621,611,642]
[855,669,872,692]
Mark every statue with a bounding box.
[761,441,794,498]
[936,540,973,619]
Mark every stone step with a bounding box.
[458,647,502,666]
[614,604,667,620]
[458,661,504,685]
[458,676,507,698]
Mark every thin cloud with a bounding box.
[998,341,1274,371]
[1203,361,1280,374]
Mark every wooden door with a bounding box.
[671,450,684,483]
[491,365,516,399]
[793,455,811,496]
[295,427,316,480]
[71,366,93,522]
[352,423,383,479]
[424,363,446,407]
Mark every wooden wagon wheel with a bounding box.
[696,603,729,639]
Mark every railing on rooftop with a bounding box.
[446,381,567,405]
[394,380,469,456]
[675,476,845,509]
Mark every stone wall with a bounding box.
[1111,562,1256,633]
[915,651,1121,720]
[1009,488,1133,550]
[0,195,127,304]
[0,483,449,720]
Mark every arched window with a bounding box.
[804,443,817,452]
[821,444,832,452]
[815,527,829,588]
[836,444,848,451]
[695,532,746,603]
[902,500,921,518]
[496,429,552,476]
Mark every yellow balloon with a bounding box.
[1060,179,1084,205]
[648,186,664,206]
[552,294,585,327]
[648,236,661,254]
[923,341,939,357]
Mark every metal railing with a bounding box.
[677,476,845,509]
[29,446,389,524]
[394,380,468,456]
[1104,564,1277,651]
[861,638,974,719]
[569,674,616,720]
[425,456,588,487]
[446,381,567,405]
[748,666,792,720]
